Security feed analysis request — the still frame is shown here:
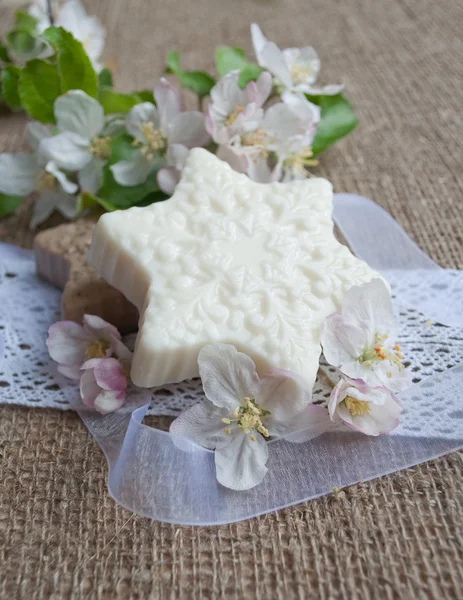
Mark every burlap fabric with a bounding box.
[0,1,462,598]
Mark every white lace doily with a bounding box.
[1,242,463,430]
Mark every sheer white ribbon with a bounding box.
[1,194,462,524]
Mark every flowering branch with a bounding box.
[0,3,358,229]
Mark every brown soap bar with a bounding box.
[34,219,139,333]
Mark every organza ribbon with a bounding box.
[4,195,463,524]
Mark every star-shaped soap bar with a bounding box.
[88,149,380,389]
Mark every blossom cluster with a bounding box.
[47,279,411,491]
[0,2,357,227]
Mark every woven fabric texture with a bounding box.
[0,0,462,598]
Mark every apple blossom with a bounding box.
[329,376,402,436]
[39,90,114,195]
[251,23,343,96]
[170,343,331,491]
[0,122,78,229]
[111,78,209,188]
[321,279,412,392]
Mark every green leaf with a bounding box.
[237,63,262,88]
[177,71,215,98]
[42,26,98,97]
[0,42,11,64]
[18,59,61,122]
[307,93,358,156]
[0,193,23,217]
[165,50,215,98]
[215,46,262,88]
[98,88,142,114]
[2,65,22,110]
[14,10,38,33]
[7,30,37,58]
[98,135,161,208]
[165,50,180,74]
[98,67,113,88]
[135,89,155,103]
[215,46,247,76]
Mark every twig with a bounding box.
[47,0,54,26]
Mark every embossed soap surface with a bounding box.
[88,148,380,389]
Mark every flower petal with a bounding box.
[279,404,332,442]
[168,112,209,148]
[93,389,126,414]
[27,121,51,152]
[57,363,82,380]
[46,161,79,194]
[93,357,127,393]
[83,314,132,360]
[46,320,92,365]
[126,103,160,140]
[342,279,396,343]
[246,71,272,108]
[154,78,183,128]
[215,430,269,490]
[282,46,320,85]
[258,368,311,422]
[0,153,38,196]
[169,399,229,450]
[198,344,260,411]
[80,367,101,409]
[321,313,367,367]
[251,24,292,88]
[54,90,104,138]
[110,153,153,186]
[157,167,180,195]
[78,158,104,194]
[39,132,92,171]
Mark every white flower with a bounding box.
[30,0,105,71]
[111,78,209,187]
[39,90,112,195]
[0,122,78,228]
[56,0,105,71]
[329,376,402,436]
[29,0,58,33]
[321,279,412,392]
[251,23,343,96]
[206,70,272,145]
[221,93,320,183]
[170,344,331,491]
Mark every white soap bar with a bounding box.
[88,149,380,389]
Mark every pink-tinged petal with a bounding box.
[321,314,366,367]
[157,167,180,195]
[80,367,101,409]
[166,143,189,169]
[154,78,183,129]
[168,111,209,148]
[258,368,311,422]
[279,404,332,442]
[83,314,121,341]
[245,71,272,107]
[46,320,92,366]
[217,144,249,173]
[169,399,229,450]
[93,358,127,393]
[57,363,82,380]
[83,314,132,360]
[198,343,260,411]
[215,429,269,491]
[93,389,126,414]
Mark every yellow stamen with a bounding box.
[224,427,231,435]
[344,396,371,416]
[90,136,112,160]
[221,417,231,424]
[141,122,166,153]
[224,104,244,126]
[85,340,110,360]
[290,63,314,85]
